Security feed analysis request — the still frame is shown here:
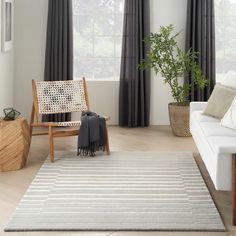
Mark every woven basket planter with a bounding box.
[168,103,191,137]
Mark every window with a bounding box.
[73,0,125,80]
[215,0,236,82]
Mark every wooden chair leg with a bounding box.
[48,126,54,163]
[29,103,35,141]
[105,123,110,155]
[232,154,236,225]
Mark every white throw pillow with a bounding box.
[221,96,236,130]
[221,71,236,89]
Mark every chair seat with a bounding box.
[55,116,110,127]
[55,121,81,127]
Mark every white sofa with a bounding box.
[190,102,236,191]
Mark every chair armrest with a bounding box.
[190,102,207,114]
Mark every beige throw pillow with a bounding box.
[203,85,236,119]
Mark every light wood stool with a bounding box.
[0,117,30,172]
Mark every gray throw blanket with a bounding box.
[77,111,106,157]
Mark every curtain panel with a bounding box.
[43,0,73,122]
[185,0,216,101]
[119,0,151,127]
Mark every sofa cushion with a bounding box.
[190,101,234,191]
[199,122,236,137]
[207,136,236,154]
[192,111,219,123]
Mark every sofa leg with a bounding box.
[232,154,236,225]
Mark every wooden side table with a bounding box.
[0,117,30,172]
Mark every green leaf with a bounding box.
[138,24,207,104]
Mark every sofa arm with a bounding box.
[190,102,207,114]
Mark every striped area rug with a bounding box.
[5,151,225,231]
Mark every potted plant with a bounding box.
[139,25,207,137]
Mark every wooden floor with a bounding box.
[0,126,235,236]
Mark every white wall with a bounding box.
[150,0,187,125]
[0,1,14,116]
[13,0,187,125]
[14,0,48,120]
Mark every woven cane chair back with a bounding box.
[34,80,88,115]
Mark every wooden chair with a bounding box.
[30,78,110,163]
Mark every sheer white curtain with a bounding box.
[215,0,236,82]
[73,0,124,80]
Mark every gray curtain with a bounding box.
[43,0,73,122]
[119,0,151,127]
[185,0,216,101]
